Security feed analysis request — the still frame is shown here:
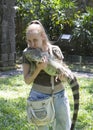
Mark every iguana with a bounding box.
[23,47,79,130]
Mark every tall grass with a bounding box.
[0,75,93,130]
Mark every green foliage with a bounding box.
[0,75,93,129]
[16,0,93,56]
[72,7,93,56]
[16,0,76,50]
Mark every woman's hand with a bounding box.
[55,73,66,82]
[36,56,48,70]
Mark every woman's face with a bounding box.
[27,32,43,48]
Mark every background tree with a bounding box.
[16,0,93,57]
[0,0,16,71]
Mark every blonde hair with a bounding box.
[26,20,50,46]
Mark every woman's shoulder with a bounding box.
[51,44,64,60]
[51,44,61,50]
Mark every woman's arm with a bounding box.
[23,61,47,85]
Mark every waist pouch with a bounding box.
[27,96,55,126]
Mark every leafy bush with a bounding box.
[72,7,93,56]
[16,0,76,50]
[16,0,93,56]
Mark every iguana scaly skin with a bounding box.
[23,47,79,130]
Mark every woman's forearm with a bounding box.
[24,66,41,84]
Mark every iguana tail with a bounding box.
[67,76,79,130]
[50,61,79,130]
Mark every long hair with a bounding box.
[26,20,50,46]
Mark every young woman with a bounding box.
[22,20,71,130]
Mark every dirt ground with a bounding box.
[0,64,93,78]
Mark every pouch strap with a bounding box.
[50,76,54,95]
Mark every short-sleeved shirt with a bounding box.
[22,45,64,86]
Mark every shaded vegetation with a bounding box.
[15,0,93,57]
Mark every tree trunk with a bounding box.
[0,0,16,71]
